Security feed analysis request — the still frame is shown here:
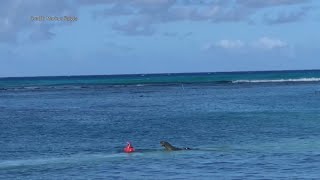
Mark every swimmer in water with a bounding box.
[124,142,135,153]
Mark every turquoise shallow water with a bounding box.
[1,70,320,90]
[1,70,320,179]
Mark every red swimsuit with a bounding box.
[124,143,135,153]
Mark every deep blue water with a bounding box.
[1,71,320,179]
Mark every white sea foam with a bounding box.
[232,78,320,83]
[23,86,40,90]
[0,153,129,169]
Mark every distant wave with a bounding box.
[1,78,320,92]
[232,78,320,83]
[0,82,227,91]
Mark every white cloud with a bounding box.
[215,39,245,49]
[0,0,78,43]
[237,0,310,8]
[79,0,313,36]
[252,37,288,49]
[0,0,313,43]
[205,37,288,51]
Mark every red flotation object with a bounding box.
[124,142,135,153]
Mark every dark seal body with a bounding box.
[160,141,191,151]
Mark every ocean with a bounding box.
[1,70,320,179]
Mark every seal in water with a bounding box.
[160,141,191,151]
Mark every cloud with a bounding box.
[112,19,155,36]
[0,0,77,43]
[94,4,135,17]
[88,0,313,36]
[162,31,192,38]
[163,32,178,37]
[214,40,245,49]
[205,37,288,51]
[0,0,315,42]
[103,3,251,35]
[105,41,133,51]
[236,0,310,8]
[252,37,288,49]
[263,7,311,25]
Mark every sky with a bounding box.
[0,0,320,77]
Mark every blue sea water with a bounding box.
[1,70,320,179]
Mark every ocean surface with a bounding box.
[1,70,320,179]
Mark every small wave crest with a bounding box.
[232,78,320,83]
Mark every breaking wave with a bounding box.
[232,78,320,83]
